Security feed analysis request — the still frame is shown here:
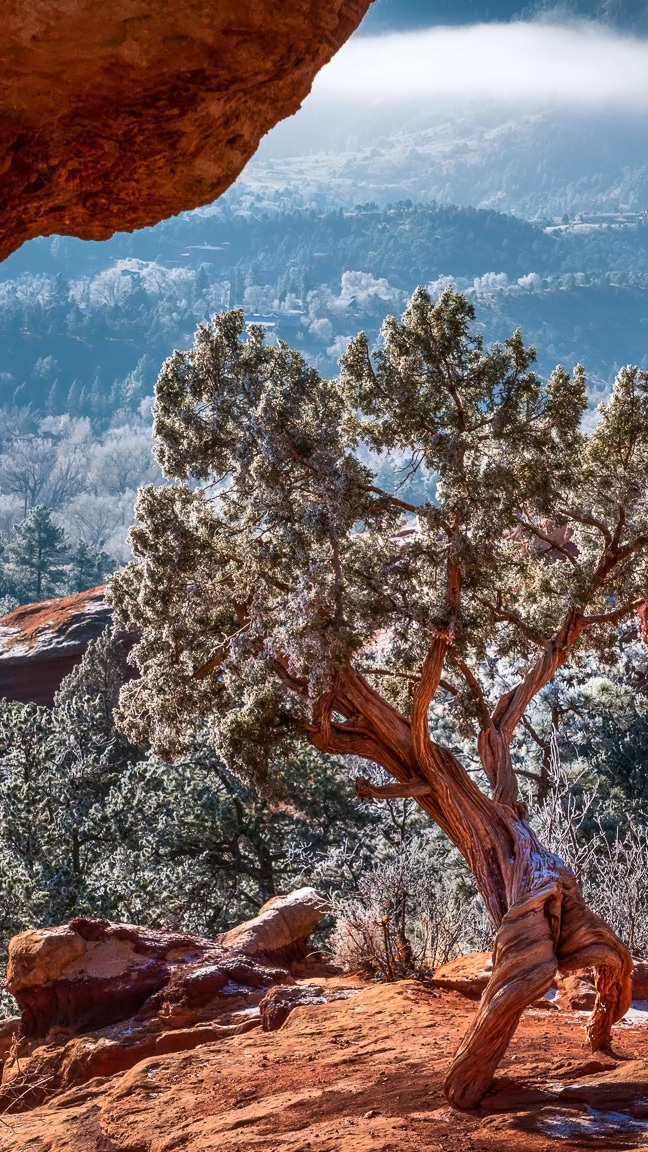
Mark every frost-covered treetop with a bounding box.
[110,288,648,793]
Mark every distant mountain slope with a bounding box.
[238,106,648,222]
[0,202,647,419]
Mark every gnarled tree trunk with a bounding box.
[309,657,633,1109]
[441,822,631,1108]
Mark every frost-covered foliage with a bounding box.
[111,289,648,803]
[0,409,162,600]
[331,832,491,979]
[0,504,115,609]
[531,728,648,958]
[2,624,648,999]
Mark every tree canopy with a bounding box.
[111,287,648,804]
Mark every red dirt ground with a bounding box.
[2,980,648,1151]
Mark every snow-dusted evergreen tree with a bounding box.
[7,505,67,601]
[110,289,648,1106]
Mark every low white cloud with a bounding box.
[310,22,648,111]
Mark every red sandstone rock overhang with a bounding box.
[0,585,112,705]
[0,0,374,263]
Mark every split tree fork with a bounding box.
[309,594,635,1107]
[111,289,648,1108]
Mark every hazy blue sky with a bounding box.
[360,2,533,33]
[359,1,648,34]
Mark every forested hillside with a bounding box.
[1,201,648,422]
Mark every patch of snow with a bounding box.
[221,981,257,996]
[619,1000,648,1026]
[538,1104,648,1141]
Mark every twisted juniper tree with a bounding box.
[110,288,648,1107]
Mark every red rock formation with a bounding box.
[5,915,307,1040]
[432,952,493,998]
[0,585,113,705]
[219,887,330,967]
[258,982,349,1031]
[0,893,337,1111]
[2,981,648,1150]
[433,950,648,1008]
[0,0,373,262]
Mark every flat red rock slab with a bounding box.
[2,982,648,1151]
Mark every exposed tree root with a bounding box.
[444,874,633,1109]
[444,882,561,1108]
[557,892,633,1052]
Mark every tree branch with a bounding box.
[446,377,467,433]
[193,600,251,680]
[557,507,612,546]
[410,557,460,779]
[273,655,309,696]
[520,714,550,756]
[329,533,345,625]
[612,533,648,564]
[453,655,492,730]
[356,481,420,515]
[518,517,578,567]
[354,775,432,801]
[491,604,585,748]
[493,647,563,745]
[610,506,626,552]
[520,715,552,800]
[307,669,418,784]
[581,598,643,626]
[474,595,548,646]
[193,649,229,681]
[514,766,544,785]
[440,678,458,695]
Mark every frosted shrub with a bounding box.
[584,824,648,958]
[330,835,491,980]
[534,740,648,957]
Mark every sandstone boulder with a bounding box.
[7,918,223,1036]
[554,1057,648,1109]
[432,952,493,998]
[0,0,373,262]
[631,958,648,999]
[258,982,359,1032]
[0,1016,20,1071]
[6,925,86,990]
[554,970,597,1011]
[0,586,115,705]
[219,887,330,964]
[6,890,329,1039]
[0,891,335,1111]
[554,960,648,1009]
[432,950,648,1008]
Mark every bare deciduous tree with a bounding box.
[0,437,57,517]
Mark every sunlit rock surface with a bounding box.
[2,978,648,1150]
[0,586,111,704]
[0,891,335,1112]
[219,888,330,966]
[0,0,373,261]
